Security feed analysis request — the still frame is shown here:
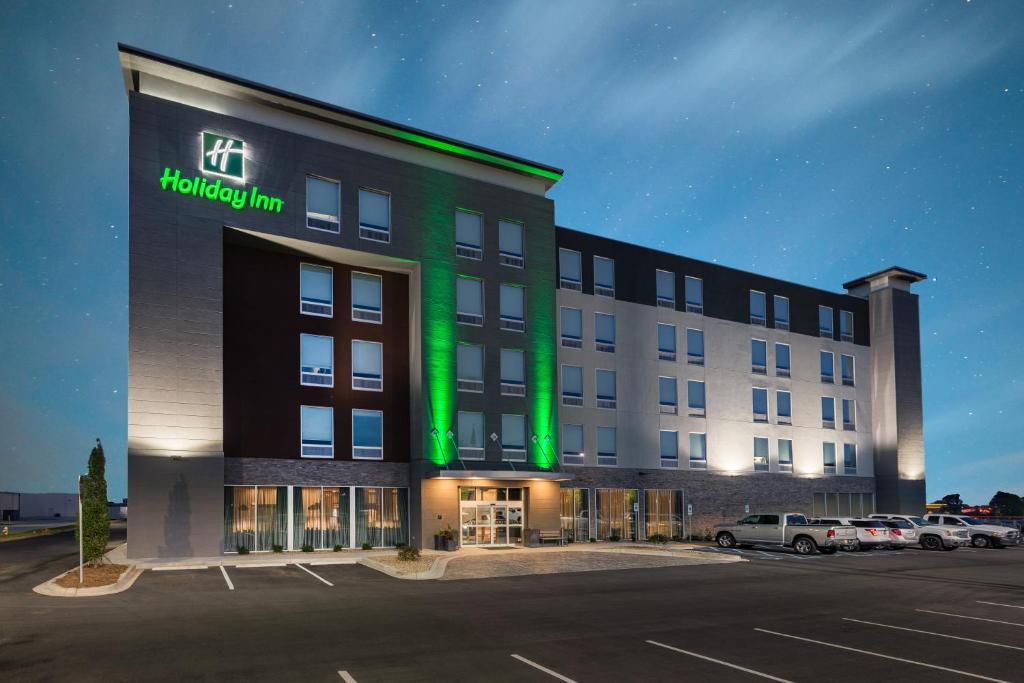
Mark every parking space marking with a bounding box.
[294,563,333,586]
[233,562,288,568]
[219,565,234,591]
[510,654,577,682]
[842,618,1024,652]
[978,601,1024,610]
[152,565,209,571]
[916,609,1024,628]
[754,628,1010,682]
[337,671,357,682]
[646,640,794,682]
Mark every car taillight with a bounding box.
[827,529,836,538]
[867,528,877,536]
[891,529,902,536]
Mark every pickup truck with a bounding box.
[714,513,858,555]
[869,514,970,550]
[925,514,1020,549]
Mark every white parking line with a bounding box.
[152,565,209,571]
[294,563,334,586]
[916,609,1024,628]
[646,640,794,682]
[219,565,234,591]
[978,601,1024,610]
[510,654,577,682]
[754,628,1010,682]
[842,618,1024,652]
[337,671,357,682]
[233,562,288,568]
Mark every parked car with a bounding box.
[925,514,1021,549]
[714,512,858,555]
[870,514,969,550]
[810,517,891,551]
[879,519,915,549]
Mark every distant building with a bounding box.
[0,492,78,521]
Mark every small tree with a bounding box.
[990,491,1024,516]
[75,438,111,563]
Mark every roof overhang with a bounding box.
[424,470,574,482]
[843,266,927,295]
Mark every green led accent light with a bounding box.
[525,238,559,470]
[159,167,283,213]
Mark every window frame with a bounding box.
[840,310,855,342]
[687,379,706,417]
[456,342,484,393]
[351,409,384,460]
[776,389,792,425]
[596,425,617,466]
[656,269,675,307]
[775,342,791,377]
[689,432,707,469]
[658,322,677,361]
[749,289,767,326]
[456,275,484,326]
[351,339,384,392]
[351,271,383,324]
[300,405,334,459]
[358,187,391,243]
[500,413,527,462]
[305,174,341,234]
[454,208,484,260]
[819,305,834,338]
[595,368,617,409]
[841,354,856,386]
[299,262,334,318]
[499,282,526,332]
[658,375,678,414]
[498,219,525,268]
[752,387,769,423]
[500,347,527,397]
[686,327,704,365]
[560,364,584,407]
[773,294,790,330]
[594,311,616,352]
[751,338,768,375]
[593,255,615,297]
[659,429,679,468]
[562,423,585,465]
[560,306,583,349]
[299,333,334,388]
[821,396,836,429]
[753,436,770,472]
[684,276,704,313]
[558,248,582,290]
[457,410,485,460]
[820,350,835,383]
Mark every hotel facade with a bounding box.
[121,45,927,559]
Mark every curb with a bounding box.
[33,565,144,598]
[358,555,456,580]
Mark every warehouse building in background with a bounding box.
[120,45,926,558]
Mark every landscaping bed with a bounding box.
[55,564,130,588]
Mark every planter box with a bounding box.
[434,535,458,552]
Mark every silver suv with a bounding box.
[870,514,969,550]
[925,514,1020,549]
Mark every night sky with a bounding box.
[1,1,1021,504]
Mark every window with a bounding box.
[596,369,617,409]
[562,424,584,465]
[841,354,855,386]
[559,248,582,290]
[457,412,484,460]
[821,397,835,428]
[306,176,340,233]
[752,339,767,374]
[656,270,675,307]
[456,276,483,325]
[777,390,792,424]
[300,334,333,387]
[686,328,704,365]
[594,256,615,297]
[352,409,383,459]
[842,399,855,430]
[687,380,706,417]
[820,351,835,383]
[685,276,703,313]
[352,340,383,390]
[660,430,678,468]
[560,307,583,348]
[499,284,525,331]
[753,387,768,423]
[774,295,790,330]
[750,290,766,326]
[753,437,769,472]
[843,443,857,474]
[358,188,390,242]
[498,220,524,267]
[596,426,617,466]
[658,323,677,361]
[351,272,382,323]
[840,310,854,342]
[659,376,678,414]
[501,414,526,461]
[775,342,791,377]
[500,348,526,396]
[595,312,615,352]
[300,405,333,458]
[300,263,333,317]
[456,343,484,392]
[455,210,483,260]
[561,365,583,406]
[819,305,834,338]
[823,442,837,474]
[689,432,707,469]
[778,439,793,473]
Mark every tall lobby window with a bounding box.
[305,175,340,233]
[455,209,483,260]
[778,439,794,473]
[753,436,769,472]
[498,219,525,268]
[501,414,527,461]
[821,397,836,429]
[841,354,855,386]
[300,263,333,317]
[685,276,703,313]
[351,272,382,323]
[823,442,837,474]
[501,348,526,396]
[352,409,383,459]
[594,256,615,297]
[596,426,617,466]
[750,290,766,326]
[819,305,834,338]
[687,379,706,417]
[560,306,583,349]
[775,342,791,377]
[689,432,707,469]
[595,312,616,352]
[562,365,583,406]
[842,399,856,430]
[355,487,409,548]
[820,350,835,383]
[300,406,333,458]
[658,323,677,361]
[840,310,855,342]
[751,338,767,374]
[660,430,678,468]
[686,328,704,365]
[559,248,582,290]
[456,276,484,326]
[774,295,790,330]
[595,369,617,409]
[299,333,333,387]
[457,411,485,460]
[843,443,858,475]
[500,283,526,332]
[753,387,769,423]
[351,340,383,391]
[659,376,678,414]
[777,390,792,425]
[562,423,585,465]
[656,269,675,307]
[457,343,484,393]
[358,188,390,243]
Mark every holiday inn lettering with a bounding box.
[158,167,283,213]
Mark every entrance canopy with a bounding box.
[423,469,574,482]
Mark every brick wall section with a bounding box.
[225,458,410,487]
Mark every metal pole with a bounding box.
[78,475,84,584]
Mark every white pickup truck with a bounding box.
[925,514,1020,549]
[714,513,858,555]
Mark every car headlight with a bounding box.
[946,530,957,536]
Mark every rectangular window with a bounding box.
[498,220,524,268]
[306,176,340,233]
[300,333,333,387]
[300,263,333,317]
[821,397,836,429]
[500,348,526,397]
[841,354,855,386]
[686,328,704,365]
[559,248,582,290]
[561,365,583,407]
[843,443,857,474]
[777,390,792,424]
[457,412,485,460]
[659,376,678,414]
[775,342,791,377]
[778,439,793,472]
[593,256,615,297]
[823,442,837,474]
[774,295,790,330]
[842,399,855,430]
[660,430,678,468]
[840,310,854,342]
[358,188,390,242]
[753,436,769,472]
[753,387,768,423]
[351,272,382,323]
[499,283,526,332]
[658,323,677,361]
[687,379,706,417]
[560,306,583,348]
[656,270,675,307]
[300,405,333,458]
[819,305,834,338]
[596,426,617,466]
[455,209,483,260]
[752,339,767,374]
[820,350,835,383]
[501,414,526,461]
[595,312,616,352]
[352,409,383,459]
[456,343,484,393]
[685,276,703,313]
[456,276,483,326]
[562,424,584,465]
[595,369,617,409]
[689,432,707,469]
[352,340,383,391]
[750,290,766,326]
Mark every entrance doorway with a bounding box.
[459,487,524,546]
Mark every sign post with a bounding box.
[78,475,85,584]
[687,503,693,542]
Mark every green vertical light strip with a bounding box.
[526,226,559,470]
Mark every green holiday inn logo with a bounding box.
[202,132,244,179]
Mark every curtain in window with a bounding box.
[754,437,769,464]
[501,349,524,383]
[562,366,583,396]
[645,490,683,539]
[560,488,589,542]
[255,486,287,551]
[381,488,409,547]
[559,249,581,281]
[300,334,333,372]
[352,410,383,448]
[658,324,676,352]
[596,370,616,400]
[457,344,483,381]
[659,377,677,405]
[455,210,482,247]
[457,277,482,314]
[325,488,349,549]
[458,412,484,448]
[656,271,674,300]
[778,439,793,465]
[687,381,705,409]
[359,189,389,229]
[685,277,702,305]
[293,487,322,549]
[500,284,524,320]
[306,177,339,217]
[596,489,636,541]
[823,442,837,467]
[595,313,615,343]
[224,486,255,552]
[301,406,333,445]
[498,220,523,256]
[355,487,381,547]
[352,341,382,378]
[561,308,582,339]
[352,273,381,311]
[300,264,332,304]
[593,257,614,288]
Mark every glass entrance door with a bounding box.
[459,487,524,546]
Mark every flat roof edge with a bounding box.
[842,266,928,290]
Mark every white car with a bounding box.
[870,514,970,550]
[878,518,915,549]
[811,517,890,551]
[925,514,1020,549]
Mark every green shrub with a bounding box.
[608,534,621,542]
[647,533,669,544]
[75,439,110,563]
[397,545,421,562]
[301,543,314,553]
[333,544,343,552]
[271,544,284,553]
[237,545,249,555]
[589,537,597,543]
[361,542,373,551]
